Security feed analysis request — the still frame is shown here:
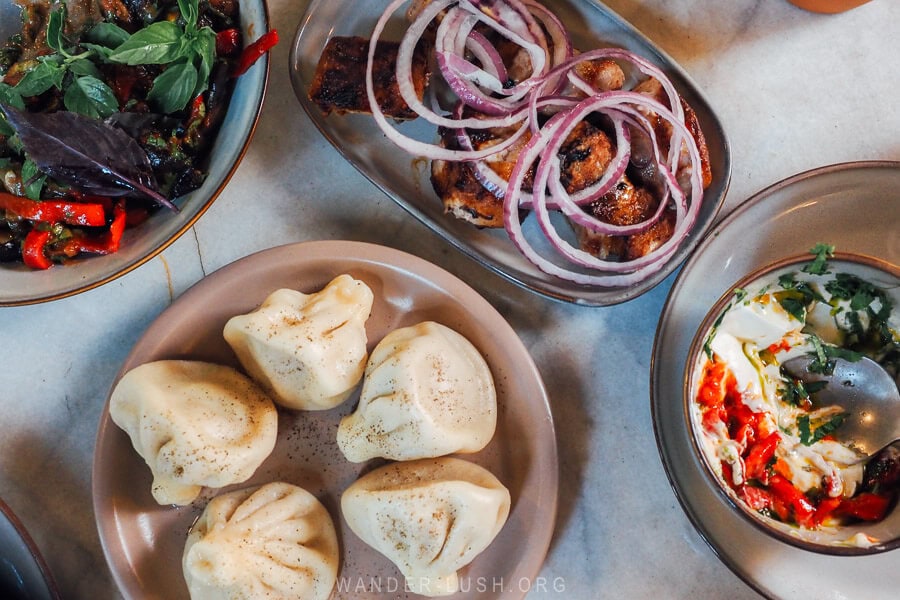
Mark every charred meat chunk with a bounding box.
[309,36,430,120]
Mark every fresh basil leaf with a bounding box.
[0,85,25,110]
[86,22,131,48]
[67,58,103,79]
[64,76,120,119]
[148,62,197,114]
[178,0,200,30]
[824,345,864,363]
[108,22,187,66]
[80,43,115,61]
[21,158,46,200]
[779,296,806,322]
[797,415,812,445]
[0,103,175,210]
[14,61,65,97]
[46,8,65,54]
[191,27,216,96]
[778,273,796,289]
[807,336,831,374]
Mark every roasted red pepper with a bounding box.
[811,496,842,527]
[697,360,727,407]
[768,474,817,527]
[0,192,106,227]
[216,28,241,56]
[838,492,892,522]
[744,431,780,483]
[22,229,53,269]
[55,200,127,257]
[232,29,279,77]
[739,485,774,512]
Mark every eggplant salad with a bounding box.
[0,0,277,269]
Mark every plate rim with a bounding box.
[91,239,559,600]
[0,496,61,600]
[650,159,900,599]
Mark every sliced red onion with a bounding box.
[389,0,528,128]
[465,29,509,83]
[365,0,706,286]
[368,0,530,159]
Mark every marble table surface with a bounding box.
[1,0,899,598]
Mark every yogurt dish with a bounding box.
[686,248,900,554]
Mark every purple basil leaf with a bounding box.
[0,103,177,211]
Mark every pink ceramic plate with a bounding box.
[92,240,558,599]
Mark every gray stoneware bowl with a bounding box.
[684,252,900,556]
[0,0,270,306]
[0,497,60,600]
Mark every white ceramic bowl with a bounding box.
[0,497,60,600]
[684,252,900,555]
[0,0,270,306]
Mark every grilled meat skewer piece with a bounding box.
[309,36,430,120]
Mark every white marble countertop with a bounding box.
[1,0,899,598]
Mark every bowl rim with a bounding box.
[0,496,61,599]
[0,0,272,308]
[682,250,900,556]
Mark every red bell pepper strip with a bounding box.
[22,229,53,269]
[739,485,774,512]
[232,29,279,77]
[768,474,817,527]
[811,496,842,527]
[55,201,127,257]
[838,492,892,522]
[0,192,106,227]
[744,431,780,482]
[216,28,241,56]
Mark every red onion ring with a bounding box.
[365,0,706,286]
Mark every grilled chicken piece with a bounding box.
[572,176,675,261]
[431,119,615,229]
[431,121,533,228]
[431,145,506,228]
[558,121,616,193]
[571,58,626,93]
[631,77,712,190]
[308,36,430,120]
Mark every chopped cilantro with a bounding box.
[778,273,797,289]
[779,295,807,322]
[797,412,848,446]
[805,336,864,374]
[802,243,835,275]
[779,377,827,407]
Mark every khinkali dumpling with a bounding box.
[223,275,373,411]
[183,482,339,600]
[336,321,496,462]
[109,360,277,506]
[341,457,510,597]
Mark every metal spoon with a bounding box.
[782,355,900,457]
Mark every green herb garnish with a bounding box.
[803,243,835,275]
[108,0,216,113]
[797,412,848,446]
[779,377,827,407]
